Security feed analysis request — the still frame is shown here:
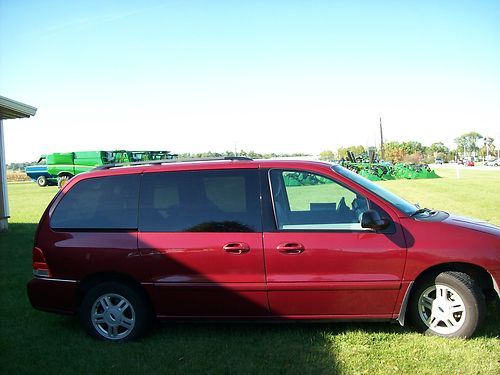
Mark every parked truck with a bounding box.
[26,150,176,188]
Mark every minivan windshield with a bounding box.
[331,164,417,215]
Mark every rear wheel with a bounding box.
[80,282,151,341]
[36,176,47,187]
[409,271,485,338]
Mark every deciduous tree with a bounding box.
[337,145,366,160]
[319,150,335,161]
[454,132,483,157]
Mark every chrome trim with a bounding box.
[397,281,414,326]
[35,277,78,283]
[33,269,50,277]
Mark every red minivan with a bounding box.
[27,158,500,341]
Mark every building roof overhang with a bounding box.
[0,95,37,120]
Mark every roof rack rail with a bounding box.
[93,156,253,170]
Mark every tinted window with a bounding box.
[51,175,140,230]
[270,170,388,231]
[139,169,261,232]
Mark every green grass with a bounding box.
[1,178,499,374]
[377,167,500,225]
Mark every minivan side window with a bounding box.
[50,175,140,230]
[270,170,374,230]
[139,169,261,232]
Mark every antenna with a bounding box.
[379,116,385,160]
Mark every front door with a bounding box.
[264,169,407,317]
[138,168,268,317]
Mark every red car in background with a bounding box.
[466,160,475,167]
[27,158,500,341]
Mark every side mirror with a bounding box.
[361,210,390,230]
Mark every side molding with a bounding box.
[397,281,414,326]
[489,272,500,299]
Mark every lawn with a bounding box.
[378,167,500,225]
[1,172,499,374]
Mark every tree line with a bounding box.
[6,162,32,171]
[176,150,310,159]
[5,131,497,169]
[320,131,497,163]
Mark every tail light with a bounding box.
[33,247,51,277]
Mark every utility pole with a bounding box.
[379,117,385,160]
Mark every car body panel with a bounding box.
[400,216,500,281]
[27,159,500,325]
[139,232,269,316]
[27,278,78,314]
[263,230,407,315]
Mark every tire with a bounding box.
[80,282,151,342]
[409,271,485,338]
[36,176,47,187]
[57,175,71,189]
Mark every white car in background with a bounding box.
[485,159,499,167]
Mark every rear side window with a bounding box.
[139,169,261,232]
[50,175,140,230]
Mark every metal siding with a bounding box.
[0,120,9,229]
[0,97,37,231]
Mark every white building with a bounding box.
[0,95,37,231]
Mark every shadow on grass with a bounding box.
[1,223,499,374]
[1,223,340,373]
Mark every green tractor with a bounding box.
[393,163,440,179]
[340,151,439,181]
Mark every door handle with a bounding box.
[223,242,250,254]
[277,243,305,254]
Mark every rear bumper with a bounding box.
[27,277,79,315]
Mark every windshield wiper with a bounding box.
[411,208,432,217]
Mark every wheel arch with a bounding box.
[398,262,496,326]
[413,262,495,298]
[76,272,155,316]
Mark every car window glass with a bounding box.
[139,169,261,232]
[270,170,373,230]
[50,174,140,230]
[331,164,417,215]
[204,176,247,213]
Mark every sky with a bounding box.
[1,0,499,163]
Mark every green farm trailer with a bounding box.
[35,150,175,188]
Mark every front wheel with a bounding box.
[36,176,47,187]
[80,282,151,341]
[409,271,485,338]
